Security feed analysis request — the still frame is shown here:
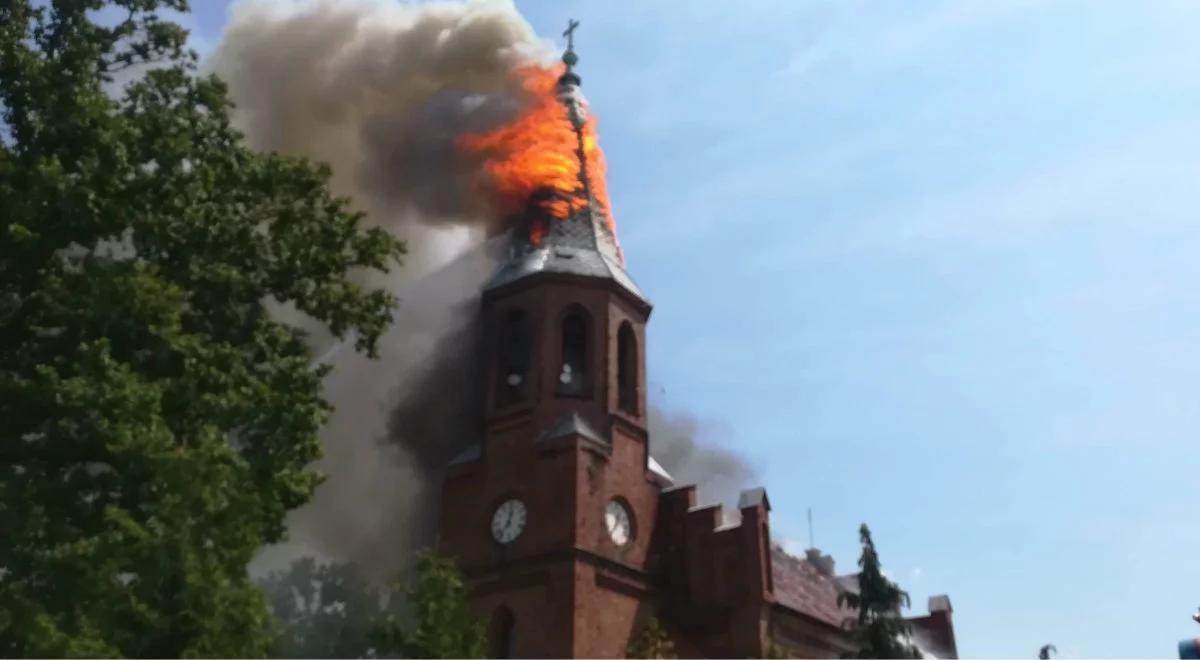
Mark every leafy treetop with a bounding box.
[0,0,404,656]
[370,550,485,659]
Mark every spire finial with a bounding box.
[562,19,580,72]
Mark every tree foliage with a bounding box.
[370,550,484,659]
[627,616,678,659]
[763,641,790,659]
[838,524,921,659]
[0,0,404,656]
[258,558,383,659]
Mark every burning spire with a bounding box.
[458,20,620,260]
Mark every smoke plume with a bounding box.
[211,0,755,581]
[210,0,550,246]
[648,406,756,511]
[210,0,548,578]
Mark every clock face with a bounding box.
[491,498,527,545]
[605,499,633,546]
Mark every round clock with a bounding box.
[491,498,527,545]
[605,499,633,546]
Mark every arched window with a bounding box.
[488,606,516,659]
[617,321,639,415]
[497,309,530,405]
[556,309,589,397]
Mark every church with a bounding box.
[437,32,959,660]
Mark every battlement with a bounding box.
[649,484,775,657]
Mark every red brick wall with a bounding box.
[439,424,580,571]
[441,274,661,658]
[909,609,958,659]
[437,272,884,659]
[769,606,856,658]
[572,561,654,657]
[470,561,577,658]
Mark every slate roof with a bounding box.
[647,456,674,486]
[483,51,648,307]
[446,414,676,488]
[770,545,854,629]
[534,411,609,450]
[486,242,647,304]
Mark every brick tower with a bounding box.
[437,24,961,660]
[437,31,666,659]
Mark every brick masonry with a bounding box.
[438,270,957,658]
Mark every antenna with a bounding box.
[807,507,815,549]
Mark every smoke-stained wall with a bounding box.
[211,0,755,581]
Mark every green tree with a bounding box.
[0,0,404,656]
[838,524,921,659]
[370,550,484,659]
[763,641,790,659]
[627,616,677,659]
[259,558,383,659]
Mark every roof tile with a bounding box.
[771,545,854,629]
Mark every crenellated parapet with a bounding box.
[650,483,775,657]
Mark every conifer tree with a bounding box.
[838,524,921,659]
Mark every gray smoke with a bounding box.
[648,406,757,522]
[210,0,756,582]
[209,0,549,247]
[210,0,550,580]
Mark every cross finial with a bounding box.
[564,19,580,50]
[561,19,580,73]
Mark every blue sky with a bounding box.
[182,1,1200,656]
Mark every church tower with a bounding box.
[439,23,963,660]
[438,27,669,659]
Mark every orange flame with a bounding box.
[459,63,617,245]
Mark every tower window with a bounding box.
[617,321,639,415]
[498,309,530,405]
[556,309,589,397]
[488,606,516,659]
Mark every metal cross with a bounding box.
[563,19,580,51]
